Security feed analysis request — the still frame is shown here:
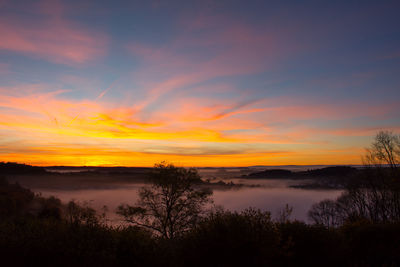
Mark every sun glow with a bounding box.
[0,89,383,166]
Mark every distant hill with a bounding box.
[301,166,358,177]
[244,166,359,179]
[247,169,293,178]
[243,166,360,189]
[0,162,47,175]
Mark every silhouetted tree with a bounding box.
[309,131,400,226]
[66,200,107,226]
[117,162,212,239]
[308,199,340,227]
[276,204,293,223]
[364,130,400,169]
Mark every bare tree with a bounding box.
[308,199,341,228]
[117,162,212,239]
[66,200,107,226]
[364,130,400,169]
[309,131,400,227]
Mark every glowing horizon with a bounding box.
[0,1,399,167]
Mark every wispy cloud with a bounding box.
[0,1,107,65]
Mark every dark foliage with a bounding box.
[340,221,400,266]
[0,219,158,267]
[0,162,47,175]
[1,176,400,267]
[0,176,35,219]
[0,176,63,220]
[178,209,280,266]
[275,221,345,267]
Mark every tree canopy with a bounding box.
[117,162,212,239]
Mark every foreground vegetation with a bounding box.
[0,182,399,266]
[1,176,400,266]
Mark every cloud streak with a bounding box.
[0,1,107,65]
[0,83,398,166]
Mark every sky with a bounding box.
[0,0,399,167]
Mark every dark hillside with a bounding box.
[0,162,47,175]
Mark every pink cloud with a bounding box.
[0,20,107,65]
[129,23,281,75]
[153,94,399,126]
[0,1,107,65]
[126,14,311,112]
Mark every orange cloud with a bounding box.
[0,89,240,143]
[0,83,396,166]
[1,145,363,167]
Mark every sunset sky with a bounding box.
[0,0,399,166]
